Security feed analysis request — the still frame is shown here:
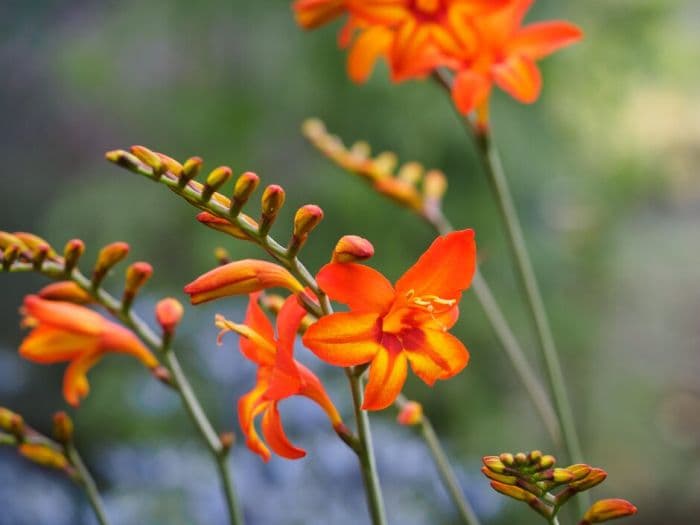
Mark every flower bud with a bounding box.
[52,411,74,445]
[581,499,637,524]
[105,149,144,172]
[131,145,165,177]
[331,235,374,263]
[397,401,423,426]
[220,432,235,452]
[156,152,184,177]
[215,247,231,265]
[63,239,85,274]
[0,407,24,438]
[202,166,233,202]
[1,243,21,269]
[14,233,56,259]
[529,450,543,463]
[302,118,326,140]
[155,298,184,336]
[398,162,423,184]
[514,452,529,465]
[181,156,204,186]
[123,262,153,310]
[566,463,592,482]
[196,211,256,241]
[260,185,286,233]
[490,480,537,503]
[423,170,448,201]
[350,141,371,160]
[481,466,518,485]
[231,171,260,215]
[483,456,507,474]
[39,282,92,304]
[93,242,130,287]
[289,205,324,255]
[374,178,423,211]
[538,454,556,470]
[0,231,28,251]
[32,243,50,269]
[184,260,304,305]
[19,443,68,470]
[499,453,515,466]
[569,468,607,491]
[372,151,398,177]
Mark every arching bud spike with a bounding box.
[105,150,144,172]
[123,262,153,311]
[130,145,165,178]
[230,171,260,216]
[202,166,233,202]
[39,282,92,304]
[63,239,85,274]
[156,153,184,177]
[581,499,637,524]
[289,204,324,256]
[181,156,203,187]
[93,242,130,288]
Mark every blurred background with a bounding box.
[1,0,699,523]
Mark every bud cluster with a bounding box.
[482,450,636,524]
[302,119,448,217]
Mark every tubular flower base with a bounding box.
[303,229,475,410]
[19,295,159,406]
[292,0,581,123]
[217,293,344,461]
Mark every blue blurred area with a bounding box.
[2,1,700,523]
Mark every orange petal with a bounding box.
[238,384,272,462]
[510,22,583,59]
[297,362,343,427]
[294,0,346,29]
[362,348,407,410]
[266,296,307,400]
[23,295,103,336]
[62,351,103,407]
[316,263,395,313]
[99,320,158,369]
[347,25,393,83]
[451,70,492,115]
[347,0,407,25]
[403,328,469,386]
[261,403,306,460]
[303,312,382,366]
[492,54,541,103]
[241,293,276,364]
[395,229,476,299]
[20,327,97,364]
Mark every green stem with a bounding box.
[472,129,583,468]
[550,515,561,525]
[66,444,110,525]
[347,370,387,525]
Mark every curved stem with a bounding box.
[66,444,110,525]
[348,370,387,525]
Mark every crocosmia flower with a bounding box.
[303,229,475,410]
[19,295,159,406]
[216,293,343,461]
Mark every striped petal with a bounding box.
[303,311,382,366]
[362,348,408,410]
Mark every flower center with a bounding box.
[405,289,456,314]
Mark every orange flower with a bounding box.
[19,295,158,406]
[448,0,582,119]
[294,0,347,29]
[303,229,475,410]
[217,293,343,461]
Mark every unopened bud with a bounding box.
[302,118,326,140]
[552,468,574,483]
[397,162,423,184]
[157,153,184,177]
[350,141,371,160]
[566,464,592,482]
[483,456,507,474]
[331,235,374,263]
[156,298,184,336]
[570,468,607,492]
[538,454,556,470]
[0,408,24,438]
[52,411,74,444]
[499,453,515,466]
[397,401,423,426]
[63,239,85,274]
[14,233,55,259]
[372,151,398,176]
[196,211,255,241]
[514,452,528,465]
[39,282,92,304]
[181,156,204,186]
[202,166,233,202]
[490,480,537,503]
[1,243,20,269]
[423,170,448,201]
[19,443,68,470]
[529,450,543,463]
[481,466,518,485]
[131,145,165,177]
[581,499,637,524]
[260,184,285,234]
[220,432,235,452]
[0,232,27,251]
[289,205,324,255]
[123,262,153,310]
[214,247,231,266]
[93,242,130,287]
[231,171,260,215]
[105,149,144,172]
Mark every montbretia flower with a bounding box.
[450,0,582,121]
[184,259,304,305]
[216,293,343,461]
[303,229,476,410]
[19,295,159,406]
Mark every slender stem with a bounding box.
[472,130,583,468]
[66,444,110,525]
[550,516,561,525]
[429,212,561,444]
[347,370,387,525]
[418,413,481,525]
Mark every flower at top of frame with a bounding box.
[19,295,159,407]
[303,229,476,410]
[216,293,343,461]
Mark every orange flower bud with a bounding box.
[261,184,285,221]
[93,241,130,286]
[423,169,448,201]
[293,205,324,239]
[397,162,423,184]
[0,407,24,437]
[301,118,326,140]
[131,145,165,177]
[397,400,423,426]
[14,232,56,258]
[374,177,423,211]
[581,499,637,524]
[214,247,232,265]
[0,231,28,251]
[202,166,233,202]
[481,466,518,485]
[52,411,74,444]
[538,454,556,469]
[483,456,507,474]
[231,171,260,215]
[39,282,92,304]
[63,239,85,273]
[514,452,529,465]
[566,463,592,482]
[490,480,537,503]
[156,152,184,177]
[105,149,144,172]
[184,260,304,305]
[196,211,257,241]
[220,432,235,452]
[529,450,543,463]
[372,151,398,177]
[19,443,68,470]
[570,468,607,491]
[181,156,203,185]
[1,243,21,269]
[331,235,375,263]
[125,262,153,296]
[155,297,184,335]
